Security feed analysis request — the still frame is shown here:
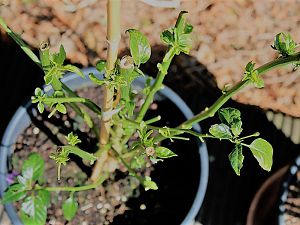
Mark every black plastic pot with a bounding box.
[0,67,209,225]
[278,154,300,225]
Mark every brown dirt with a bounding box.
[11,86,146,225]
[1,0,300,117]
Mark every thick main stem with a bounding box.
[91,0,121,181]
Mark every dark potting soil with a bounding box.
[10,85,201,225]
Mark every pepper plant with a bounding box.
[1,1,299,224]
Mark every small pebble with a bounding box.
[96,203,103,209]
[104,203,111,209]
[100,208,107,214]
[140,204,146,210]
[81,203,93,211]
[32,127,40,134]
[121,196,127,202]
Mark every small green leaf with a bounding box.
[243,61,264,88]
[89,73,105,86]
[62,195,78,221]
[82,109,93,128]
[248,138,273,171]
[66,132,81,146]
[272,32,296,56]
[96,60,106,73]
[34,88,43,97]
[2,183,27,203]
[218,107,243,136]
[37,102,44,113]
[209,124,232,139]
[251,71,264,88]
[131,154,146,169]
[160,29,174,45]
[228,144,244,176]
[22,153,45,182]
[57,45,66,65]
[44,70,54,85]
[64,65,84,79]
[155,147,177,158]
[20,194,47,225]
[231,121,243,137]
[127,29,151,66]
[219,107,240,125]
[143,176,158,191]
[56,103,67,114]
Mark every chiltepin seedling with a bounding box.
[1,1,300,224]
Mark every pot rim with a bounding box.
[0,67,209,225]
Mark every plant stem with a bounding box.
[110,148,144,184]
[154,52,300,142]
[38,174,108,192]
[91,0,121,182]
[136,47,176,122]
[237,132,260,141]
[0,17,41,67]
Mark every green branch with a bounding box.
[181,52,300,127]
[37,174,108,192]
[0,17,102,116]
[136,47,177,122]
[153,52,300,142]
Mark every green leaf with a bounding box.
[37,102,44,113]
[64,65,84,79]
[52,45,66,65]
[82,109,93,128]
[127,29,151,66]
[96,60,106,73]
[58,45,66,65]
[272,32,296,56]
[38,190,50,207]
[89,73,105,86]
[143,176,158,191]
[62,195,78,221]
[20,194,47,225]
[44,69,54,85]
[243,61,264,88]
[219,107,240,124]
[22,153,45,182]
[209,124,232,139]
[218,107,243,136]
[248,138,273,171]
[2,183,27,203]
[228,144,244,176]
[251,70,264,88]
[34,88,43,97]
[155,147,177,158]
[160,29,174,45]
[56,103,67,114]
[231,121,243,137]
[66,132,81,146]
[131,154,146,169]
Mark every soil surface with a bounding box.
[1,0,300,117]
[9,85,202,225]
